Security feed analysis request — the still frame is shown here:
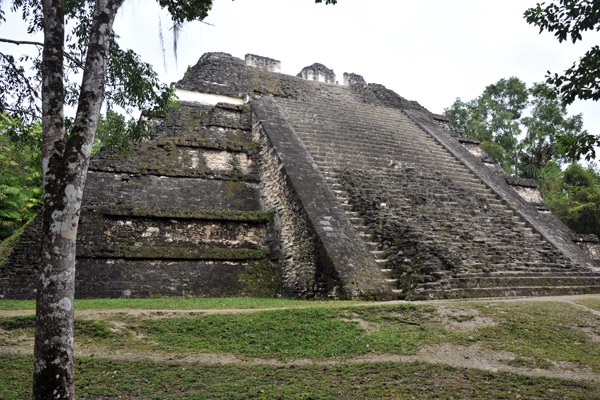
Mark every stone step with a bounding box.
[365,241,380,251]
[426,275,600,290]
[411,285,600,300]
[349,216,366,225]
[375,259,389,267]
[306,150,464,170]
[371,250,389,258]
[354,225,368,233]
[454,270,599,278]
[302,136,452,155]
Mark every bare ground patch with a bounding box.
[338,318,380,334]
[414,343,599,383]
[434,304,496,331]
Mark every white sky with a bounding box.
[2,0,599,135]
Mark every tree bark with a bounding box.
[33,0,123,398]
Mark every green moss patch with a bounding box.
[92,204,275,223]
[138,305,444,360]
[238,259,281,297]
[112,245,265,260]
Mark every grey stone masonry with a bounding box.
[245,54,281,73]
[343,72,367,87]
[272,78,600,299]
[252,96,392,300]
[297,63,337,84]
[0,102,281,299]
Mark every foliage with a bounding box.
[0,113,41,241]
[540,161,600,237]
[0,0,178,126]
[2,1,340,398]
[524,1,600,160]
[445,78,527,173]
[525,0,600,103]
[93,109,152,154]
[444,78,587,177]
[519,83,585,179]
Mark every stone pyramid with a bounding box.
[2,52,600,300]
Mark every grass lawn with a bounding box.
[0,297,355,311]
[1,355,598,400]
[1,298,599,399]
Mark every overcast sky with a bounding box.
[2,0,599,137]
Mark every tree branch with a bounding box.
[0,36,84,69]
[0,37,44,47]
[0,52,40,99]
[0,107,39,116]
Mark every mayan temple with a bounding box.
[2,52,600,300]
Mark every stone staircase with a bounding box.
[276,91,600,299]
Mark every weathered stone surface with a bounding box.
[297,63,336,84]
[245,54,281,73]
[83,172,260,211]
[72,258,279,298]
[1,97,279,299]
[252,96,391,299]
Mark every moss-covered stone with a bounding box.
[102,245,266,260]
[88,205,275,222]
[238,258,282,297]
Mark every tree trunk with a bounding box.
[33,0,123,398]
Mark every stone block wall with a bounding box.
[252,119,321,297]
[297,63,336,84]
[245,54,281,73]
[0,102,282,299]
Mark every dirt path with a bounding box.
[2,294,599,319]
[2,341,597,383]
[1,294,599,383]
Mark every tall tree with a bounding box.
[2,1,339,398]
[444,77,528,173]
[444,78,587,178]
[525,0,600,160]
[519,83,585,178]
[540,161,600,238]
